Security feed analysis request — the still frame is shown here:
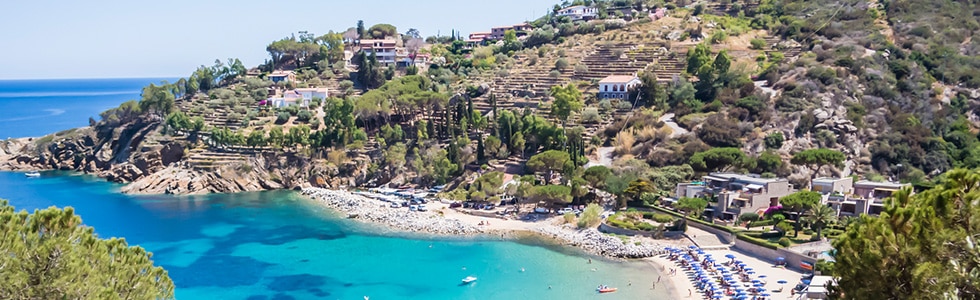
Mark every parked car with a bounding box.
[449,202,462,208]
[484,204,495,210]
[389,202,400,208]
[410,205,418,211]
[533,207,550,214]
[558,208,575,215]
[418,204,428,212]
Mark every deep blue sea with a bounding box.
[0,79,667,299]
[0,78,175,138]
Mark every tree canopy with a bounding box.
[689,147,747,172]
[779,190,821,237]
[0,200,174,299]
[527,150,571,179]
[831,169,980,299]
[549,83,583,124]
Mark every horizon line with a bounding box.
[0,75,184,81]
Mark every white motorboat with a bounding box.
[25,171,40,178]
[462,276,477,284]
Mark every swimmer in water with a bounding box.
[521,267,525,272]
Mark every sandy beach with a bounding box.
[303,188,805,300]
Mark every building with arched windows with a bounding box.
[598,75,641,100]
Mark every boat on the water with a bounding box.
[596,285,617,293]
[24,171,40,178]
[462,276,477,284]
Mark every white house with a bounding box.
[557,5,598,21]
[598,75,641,99]
[268,88,328,108]
[358,38,399,65]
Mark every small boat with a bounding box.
[461,276,477,284]
[24,171,40,178]
[596,285,617,293]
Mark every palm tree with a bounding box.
[806,205,837,240]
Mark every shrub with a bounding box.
[636,222,656,231]
[750,38,766,50]
[777,237,792,247]
[563,212,577,224]
[555,58,569,70]
[275,112,291,124]
[296,110,313,122]
[549,70,561,78]
[577,203,603,228]
[581,107,601,123]
[652,213,674,223]
[574,64,588,73]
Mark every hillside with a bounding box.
[2,0,979,197]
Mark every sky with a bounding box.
[0,0,560,80]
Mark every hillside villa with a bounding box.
[598,75,641,99]
[358,38,399,66]
[268,70,296,83]
[489,23,533,40]
[556,5,598,21]
[267,87,328,108]
[675,173,792,220]
[825,179,909,216]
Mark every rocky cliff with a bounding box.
[0,117,373,195]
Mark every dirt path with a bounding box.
[659,113,689,138]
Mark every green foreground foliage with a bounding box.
[831,169,980,299]
[0,200,174,299]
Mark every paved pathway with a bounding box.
[659,113,689,138]
[586,146,615,168]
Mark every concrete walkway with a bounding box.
[659,113,689,138]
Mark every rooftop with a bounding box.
[705,173,786,185]
[812,177,852,184]
[854,180,907,189]
[269,70,294,77]
[598,75,638,84]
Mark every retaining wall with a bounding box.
[598,222,686,239]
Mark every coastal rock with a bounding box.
[302,188,481,235]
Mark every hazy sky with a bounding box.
[0,0,559,80]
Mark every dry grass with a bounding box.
[613,130,636,157]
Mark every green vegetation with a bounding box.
[0,200,173,299]
[832,169,980,298]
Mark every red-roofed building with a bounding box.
[598,75,641,99]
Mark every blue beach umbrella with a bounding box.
[725,254,736,259]
[777,280,788,284]
[689,245,698,249]
[758,275,768,278]
[760,293,771,297]
[713,295,722,299]
[752,279,761,283]
[747,271,756,275]
[754,283,764,287]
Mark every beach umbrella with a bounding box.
[752,279,761,283]
[754,283,764,287]
[758,275,767,278]
[802,279,811,285]
[747,271,756,275]
[713,295,722,299]
[738,263,747,267]
[744,267,753,271]
[760,293,771,297]
[725,254,736,258]
[689,245,698,249]
[777,280,788,284]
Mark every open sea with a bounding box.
[0,79,668,299]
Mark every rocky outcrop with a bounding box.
[303,188,481,235]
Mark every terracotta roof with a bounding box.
[599,75,638,84]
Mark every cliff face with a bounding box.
[0,117,374,195]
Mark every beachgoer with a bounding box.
[628,280,632,286]
[521,267,525,272]
[657,276,661,283]
[588,258,592,264]
[549,285,552,290]
[688,289,692,297]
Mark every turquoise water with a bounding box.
[0,78,669,299]
[0,171,668,299]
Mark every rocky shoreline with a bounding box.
[301,187,671,259]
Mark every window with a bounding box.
[604,85,608,92]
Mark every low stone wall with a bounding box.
[684,217,817,273]
[686,220,736,245]
[733,239,817,273]
[598,222,686,239]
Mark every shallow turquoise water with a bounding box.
[0,171,669,299]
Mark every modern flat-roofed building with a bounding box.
[358,38,399,65]
[681,173,793,220]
